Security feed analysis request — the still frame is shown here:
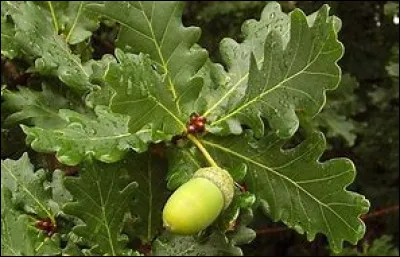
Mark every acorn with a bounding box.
[162,167,234,235]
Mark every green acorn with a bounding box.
[162,167,234,235]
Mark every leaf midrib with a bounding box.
[29,127,132,142]
[66,1,84,42]
[137,1,178,101]
[88,2,180,100]
[1,162,53,220]
[201,139,358,234]
[95,171,116,256]
[210,37,338,125]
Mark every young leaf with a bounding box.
[63,158,138,255]
[200,3,343,138]
[226,208,256,246]
[22,106,147,166]
[123,152,170,243]
[199,131,370,252]
[106,50,187,137]
[1,153,56,219]
[4,1,94,91]
[87,1,208,112]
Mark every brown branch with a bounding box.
[360,204,399,220]
[256,204,399,235]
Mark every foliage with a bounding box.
[3,1,395,256]
[332,235,399,256]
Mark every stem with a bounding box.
[47,1,59,33]
[187,134,218,168]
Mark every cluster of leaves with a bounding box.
[332,235,399,256]
[1,1,370,256]
[186,1,400,255]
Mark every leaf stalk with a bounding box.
[187,134,218,168]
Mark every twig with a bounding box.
[360,204,399,219]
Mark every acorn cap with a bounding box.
[193,167,234,209]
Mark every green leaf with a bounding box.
[88,1,208,112]
[22,105,147,166]
[2,85,69,129]
[200,3,343,138]
[197,2,290,117]
[35,1,100,45]
[314,112,357,147]
[1,187,35,256]
[386,45,399,78]
[5,1,95,91]
[63,158,138,256]
[34,235,62,256]
[123,152,170,243]
[1,153,56,219]
[1,15,21,59]
[307,74,363,146]
[1,212,60,255]
[217,193,255,233]
[106,50,187,137]
[323,74,364,117]
[166,145,203,190]
[384,1,399,18]
[332,235,399,256]
[302,74,363,146]
[50,170,73,208]
[226,208,256,246]
[152,231,243,256]
[1,171,62,256]
[62,239,85,256]
[199,131,369,252]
